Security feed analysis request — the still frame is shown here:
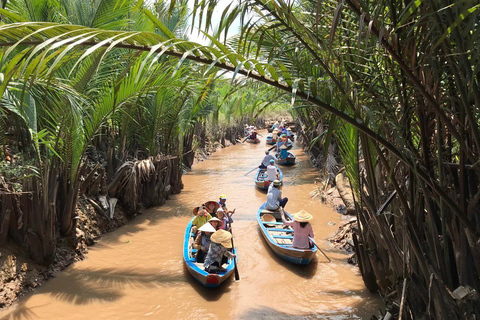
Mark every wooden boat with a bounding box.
[265,134,276,145]
[255,167,283,190]
[183,218,237,287]
[256,203,317,265]
[277,151,296,166]
[246,138,260,144]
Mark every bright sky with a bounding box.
[186,0,243,45]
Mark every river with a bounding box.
[0,131,380,319]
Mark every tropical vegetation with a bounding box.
[0,0,479,318]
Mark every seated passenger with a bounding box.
[280,208,314,249]
[204,230,236,273]
[216,208,234,231]
[279,144,289,159]
[207,217,222,231]
[266,180,288,210]
[194,222,215,263]
[272,128,279,141]
[191,205,212,234]
[266,159,279,182]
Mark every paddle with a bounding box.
[230,232,240,281]
[309,237,332,263]
[244,167,259,176]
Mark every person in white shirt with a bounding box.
[266,160,279,182]
[260,151,276,169]
[266,180,288,210]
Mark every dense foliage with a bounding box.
[0,0,479,318]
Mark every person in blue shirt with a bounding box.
[218,194,235,215]
[276,135,289,159]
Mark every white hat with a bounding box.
[208,217,222,223]
[198,222,216,233]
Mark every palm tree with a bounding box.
[0,0,478,318]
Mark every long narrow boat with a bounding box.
[265,135,276,145]
[256,203,317,265]
[246,138,260,144]
[183,219,237,287]
[277,151,296,166]
[254,167,283,190]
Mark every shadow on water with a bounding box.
[45,267,186,305]
[183,264,232,302]
[239,306,367,320]
[256,228,318,280]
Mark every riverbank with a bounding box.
[0,125,249,310]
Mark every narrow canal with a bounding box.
[0,131,380,319]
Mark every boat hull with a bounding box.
[246,138,260,144]
[256,203,316,265]
[254,168,283,190]
[277,151,296,166]
[183,219,236,287]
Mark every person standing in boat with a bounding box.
[279,208,314,249]
[266,180,288,210]
[204,230,236,273]
[266,159,279,182]
[259,150,276,169]
[194,222,216,263]
[191,205,212,234]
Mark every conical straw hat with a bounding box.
[293,210,313,222]
[198,222,216,233]
[210,229,232,248]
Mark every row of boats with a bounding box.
[183,127,317,288]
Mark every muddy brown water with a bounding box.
[0,131,380,320]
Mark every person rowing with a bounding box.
[279,208,315,249]
[204,230,236,273]
[266,179,288,210]
[259,150,276,169]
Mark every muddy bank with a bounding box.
[0,199,128,309]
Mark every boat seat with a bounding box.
[261,221,283,225]
[267,228,293,232]
[272,235,294,239]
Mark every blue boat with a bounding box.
[183,219,237,287]
[266,134,276,145]
[277,151,296,166]
[255,167,283,190]
[256,203,317,265]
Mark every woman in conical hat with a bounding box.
[194,222,216,263]
[204,230,236,273]
[280,208,314,249]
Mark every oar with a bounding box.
[309,237,331,263]
[244,167,259,176]
[230,232,240,281]
[268,145,276,151]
